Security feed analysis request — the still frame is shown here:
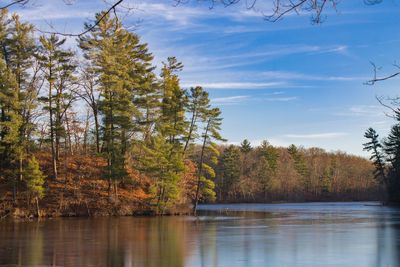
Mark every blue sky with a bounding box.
[12,0,400,156]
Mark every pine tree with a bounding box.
[218,145,241,201]
[260,140,278,173]
[363,127,386,183]
[383,123,400,202]
[240,139,252,153]
[38,34,76,179]
[135,56,189,211]
[183,86,210,155]
[24,156,45,216]
[139,134,184,213]
[0,55,23,203]
[257,140,279,200]
[6,14,37,183]
[80,13,155,196]
[159,57,188,145]
[288,144,309,193]
[193,107,225,213]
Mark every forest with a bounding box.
[0,8,390,219]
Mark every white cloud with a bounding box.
[211,93,296,105]
[284,132,348,139]
[333,105,386,117]
[133,2,208,26]
[15,1,94,21]
[181,81,286,89]
[264,96,297,101]
[211,95,250,105]
[260,70,365,82]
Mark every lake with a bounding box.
[0,202,399,267]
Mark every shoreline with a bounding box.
[2,199,393,222]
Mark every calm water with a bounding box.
[0,202,399,267]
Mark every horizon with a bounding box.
[12,0,400,157]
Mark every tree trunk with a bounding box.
[93,108,100,154]
[83,109,90,154]
[35,197,40,217]
[183,109,197,155]
[65,112,73,155]
[193,120,210,214]
[49,79,58,179]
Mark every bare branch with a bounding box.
[0,0,29,10]
[366,61,400,85]
[264,0,307,22]
[37,0,125,37]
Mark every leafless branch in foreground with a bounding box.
[0,0,29,10]
[264,0,339,24]
[366,62,400,85]
[36,0,125,37]
[375,95,400,119]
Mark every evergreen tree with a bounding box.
[137,57,188,211]
[80,13,155,196]
[240,139,252,153]
[384,122,400,202]
[24,156,45,216]
[260,140,278,172]
[38,34,76,179]
[257,140,279,200]
[159,57,188,145]
[363,127,386,183]
[139,134,184,213]
[7,14,37,182]
[0,55,22,203]
[193,107,225,213]
[218,145,241,201]
[183,86,210,154]
[288,144,309,193]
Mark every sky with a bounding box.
[11,0,400,156]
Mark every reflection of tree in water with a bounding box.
[1,209,400,267]
[0,217,197,267]
[101,217,198,267]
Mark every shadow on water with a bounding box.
[0,203,400,267]
[375,208,400,267]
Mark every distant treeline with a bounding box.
[204,141,382,203]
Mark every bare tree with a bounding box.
[72,65,101,153]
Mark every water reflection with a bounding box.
[0,203,399,267]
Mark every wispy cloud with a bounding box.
[181,82,286,89]
[333,105,386,117]
[211,95,250,105]
[211,93,296,105]
[264,96,298,102]
[134,2,208,26]
[260,70,365,82]
[15,1,94,21]
[284,132,348,139]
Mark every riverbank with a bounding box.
[0,153,193,220]
[1,176,192,219]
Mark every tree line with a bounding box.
[0,10,224,215]
[213,140,381,202]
